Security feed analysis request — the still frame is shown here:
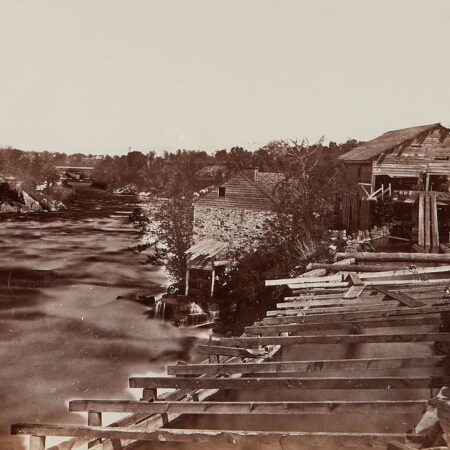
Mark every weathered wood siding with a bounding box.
[195,173,277,211]
[374,129,450,177]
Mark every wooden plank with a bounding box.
[348,273,364,286]
[262,304,450,325]
[69,399,428,415]
[375,287,426,308]
[343,284,366,299]
[246,314,443,335]
[166,356,447,376]
[129,375,450,391]
[219,332,450,347]
[335,252,450,263]
[11,424,419,449]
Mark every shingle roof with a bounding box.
[339,123,441,162]
[254,172,285,199]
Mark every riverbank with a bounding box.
[0,192,202,450]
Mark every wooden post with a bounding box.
[210,268,215,297]
[424,193,431,248]
[185,268,190,296]
[431,193,439,248]
[142,388,157,401]
[88,411,102,449]
[30,436,45,450]
[418,193,424,247]
[111,440,124,450]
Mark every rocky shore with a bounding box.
[0,180,67,213]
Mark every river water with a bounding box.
[0,191,195,450]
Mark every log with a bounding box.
[266,274,342,287]
[69,399,428,415]
[307,263,406,273]
[167,356,448,376]
[282,293,385,307]
[288,278,450,291]
[219,332,450,347]
[336,252,450,263]
[268,302,400,315]
[245,314,443,335]
[10,424,420,449]
[196,345,260,358]
[129,375,450,391]
[262,304,450,325]
[276,297,389,309]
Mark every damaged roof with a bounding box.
[339,123,441,162]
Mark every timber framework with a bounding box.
[11,252,450,449]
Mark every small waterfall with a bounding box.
[154,300,166,320]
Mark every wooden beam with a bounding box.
[335,252,450,263]
[166,356,448,376]
[246,314,443,335]
[129,375,450,391]
[219,332,450,347]
[262,304,450,325]
[69,399,428,415]
[10,424,420,449]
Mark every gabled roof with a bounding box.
[194,170,285,208]
[339,123,441,162]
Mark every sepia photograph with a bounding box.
[1,1,450,449]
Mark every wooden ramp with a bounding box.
[11,252,450,449]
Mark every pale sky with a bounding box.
[0,0,449,155]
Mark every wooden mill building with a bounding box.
[336,123,450,249]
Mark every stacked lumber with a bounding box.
[11,252,450,449]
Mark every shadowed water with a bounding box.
[0,192,194,450]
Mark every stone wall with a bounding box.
[193,205,275,252]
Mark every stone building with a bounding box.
[185,168,284,297]
[193,168,284,251]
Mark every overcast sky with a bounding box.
[0,0,449,155]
